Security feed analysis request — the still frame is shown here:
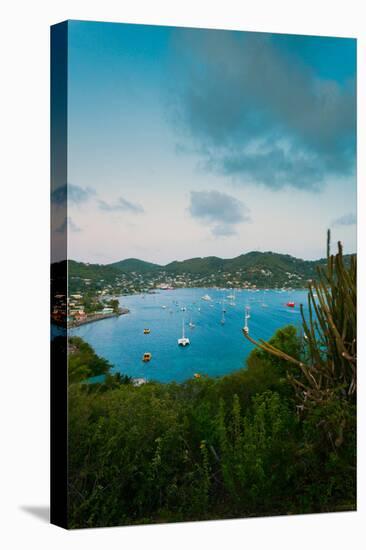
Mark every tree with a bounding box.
[242,231,356,445]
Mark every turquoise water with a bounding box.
[71,288,308,383]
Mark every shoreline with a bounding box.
[68,308,130,329]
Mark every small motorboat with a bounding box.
[143,328,151,334]
[142,352,152,362]
[286,301,295,308]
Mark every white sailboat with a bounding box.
[178,317,190,346]
[261,292,268,308]
[189,316,195,328]
[243,306,250,334]
[229,288,236,306]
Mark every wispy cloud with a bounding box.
[97,197,144,214]
[55,216,82,234]
[171,30,356,191]
[189,190,250,237]
[332,212,356,226]
[51,184,96,205]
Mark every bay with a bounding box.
[70,288,309,383]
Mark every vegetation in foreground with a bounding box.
[67,236,356,528]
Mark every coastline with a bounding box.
[67,308,130,329]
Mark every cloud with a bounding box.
[211,224,237,237]
[51,184,95,205]
[97,197,144,214]
[189,190,250,237]
[170,30,356,191]
[332,212,356,226]
[55,217,82,234]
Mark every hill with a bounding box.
[66,251,355,294]
[109,258,161,273]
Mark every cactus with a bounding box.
[243,230,356,409]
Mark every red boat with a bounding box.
[286,301,295,308]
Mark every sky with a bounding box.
[53,20,356,264]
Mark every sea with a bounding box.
[70,288,309,383]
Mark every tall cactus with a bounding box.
[243,231,357,408]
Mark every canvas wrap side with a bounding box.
[50,20,68,530]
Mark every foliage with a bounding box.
[110,258,161,272]
[297,232,357,402]
[68,336,131,385]
[105,298,120,313]
[67,318,356,527]
[242,232,356,422]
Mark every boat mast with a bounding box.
[244,306,250,333]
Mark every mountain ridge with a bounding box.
[107,251,331,274]
[65,250,355,293]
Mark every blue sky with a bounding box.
[61,20,356,264]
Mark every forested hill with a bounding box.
[109,258,161,273]
[64,251,355,293]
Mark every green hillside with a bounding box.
[109,258,161,273]
[66,251,355,294]
[165,256,225,274]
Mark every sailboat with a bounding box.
[228,288,236,306]
[178,318,190,346]
[188,316,195,328]
[243,306,250,334]
[261,292,268,308]
[220,297,226,325]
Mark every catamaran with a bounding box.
[178,318,190,346]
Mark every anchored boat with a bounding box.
[178,318,190,346]
[243,306,250,334]
[220,297,226,324]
